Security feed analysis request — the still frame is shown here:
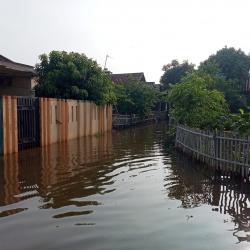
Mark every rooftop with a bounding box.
[111,72,146,84]
[0,55,36,76]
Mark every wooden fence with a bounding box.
[112,111,167,128]
[175,125,250,178]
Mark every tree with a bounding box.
[168,72,229,129]
[114,82,158,116]
[160,60,195,90]
[199,47,250,89]
[224,109,250,135]
[35,51,116,105]
[199,48,250,112]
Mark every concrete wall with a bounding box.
[0,77,36,96]
[40,98,112,147]
[1,96,18,155]
[0,96,112,155]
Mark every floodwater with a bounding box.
[0,124,250,250]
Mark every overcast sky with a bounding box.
[1,0,250,83]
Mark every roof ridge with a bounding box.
[0,55,34,69]
[112,72,144,75]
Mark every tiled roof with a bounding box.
[0,55,36,76]
[111,72,146,84]
[145,81,160,90]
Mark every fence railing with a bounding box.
[112,111,167,128]
[175,125,250,178]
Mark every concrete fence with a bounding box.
[0,96,18,155]
[0,95,112,155]
[40,98,112,146]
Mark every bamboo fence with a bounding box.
[175,125,250,178]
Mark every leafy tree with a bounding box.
[168,72,229,129]
[114,82,158,116]
[223,109,250,135]
[35,51,116,105]
[199,50,249,112]
[160,60,195,90]
[199,47,250,89]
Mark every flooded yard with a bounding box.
[0,124,250,250]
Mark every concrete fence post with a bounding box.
[0,96,3,155]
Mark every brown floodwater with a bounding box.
[0,123,250,250]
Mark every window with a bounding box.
[0,76,12,86]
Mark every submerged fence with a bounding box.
[112,111,167,128]
[175,125,250,178]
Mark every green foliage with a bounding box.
[160,60,195,90]
[224,109,250,135]
[157,90,168,102]
[168,72,229,130]
[35,51,116,105]
[199,48,250,113]
[165,47,250,133]
[200,68,247,112]
[200,47,250,87]
[114,82,158,116]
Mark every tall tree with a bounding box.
[168,72,229,129]
[160,60,195,90]
[199,47,250,89]
[114,82,158,116]
[199,47,250,112]
[35,51,116,105]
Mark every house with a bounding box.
[0,55,37,96]
[111,72,160,89]
[111,72,146,84]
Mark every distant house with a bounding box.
[111,72,160,90]
[111,72,146,84]
[0,55,37,96]
[144,82,160,91]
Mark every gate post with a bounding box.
[0,96,3,155]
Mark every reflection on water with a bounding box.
[0,124,250,250]
[165,154,250,244]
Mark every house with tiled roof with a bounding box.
[111,72,160,90]
[0,55,37,96]
[111,72,146,84]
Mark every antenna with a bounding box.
[104,54,109,69]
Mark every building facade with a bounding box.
[0,55,37,96]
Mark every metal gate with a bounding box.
[17,97,40,150]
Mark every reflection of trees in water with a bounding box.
[165,152,250,243]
